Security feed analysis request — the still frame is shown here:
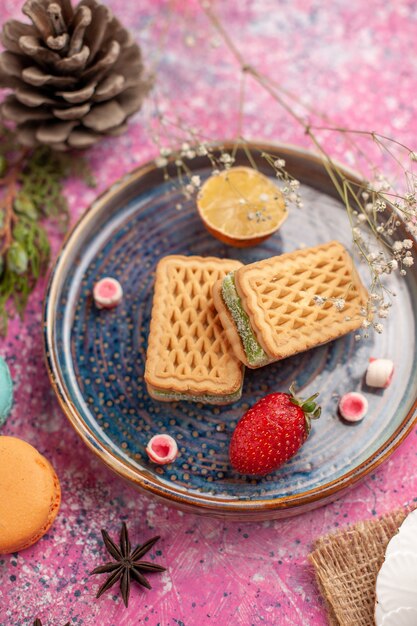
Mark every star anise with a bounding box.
[90,522,166,607]
[33,617,70,626]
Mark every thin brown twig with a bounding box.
[0,148,31,256]
[308,125,414,154]
[199,0,415,192]
[0,168,19,256]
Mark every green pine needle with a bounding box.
[0,125,96,335]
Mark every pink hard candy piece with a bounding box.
[146,434,178,465]
[93,277,123,309]
[366,358,394,388]
[338,392,368,422]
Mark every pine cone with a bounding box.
[0,0,153,150]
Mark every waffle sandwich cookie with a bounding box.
[212,241,368,368]
[145,255,244,404]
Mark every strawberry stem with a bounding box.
[288,382,321,434]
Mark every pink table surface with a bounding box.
[1,1,417,624]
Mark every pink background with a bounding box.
[1,1,417,624]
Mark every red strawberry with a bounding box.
[229,383,321,476]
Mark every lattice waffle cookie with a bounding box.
[212,241,368,368]
[145,255,244,404]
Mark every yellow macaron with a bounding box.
[0,436,61,554]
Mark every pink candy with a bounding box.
[365,358,394,388]
[338,358,394,424]
[93,277,123,309]
[146,434,178,465]
[338,392,368,422]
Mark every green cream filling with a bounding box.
[148,384,242,405]
[221,273,270,367]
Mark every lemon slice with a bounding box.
[197,166,288,247]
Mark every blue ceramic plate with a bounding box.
[44,143,417,520]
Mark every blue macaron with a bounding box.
[0,356,13,426]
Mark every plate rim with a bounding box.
[43,141,417,517]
